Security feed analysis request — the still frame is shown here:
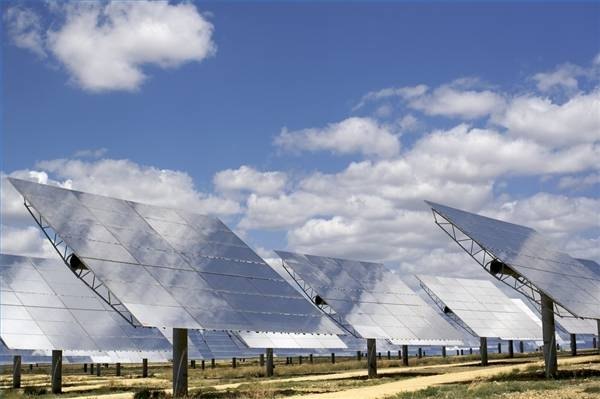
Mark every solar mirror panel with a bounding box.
[426,201,600,319]
[276,251,463,345]
[417,275,543,340]
[236,331,347,349]
[0,253,172,357]
[8,178,341,335]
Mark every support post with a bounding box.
[480,337,488,366]
[508,340,514,358]
[260,354,265,367]
[402,345,409,366]
[309,354,313,364]
[331,353,335,364]
[90,363,94,374]
[83,363,87,373]
[570,333,577,356]
[51,350,62,394]
[367,338,377,379]
[232,357,236,368]
[456,349,459,356]
[211,359,215,369]
[299,356,303,365]
[96,363,101,376]
[12,355,21,388]
[172,327,188,397]
[469,348,473,355]
[357,350,362,361]
[441,346,446,358]
[378,352,381,360]
[191,360,196,369]
[541,293,558,378]
[597,320,600,354]
[142,358,148,378]
[201,360,205,370]
[460,349,464,356]
[266,348,274,377]
[418,348,422,358]
[116,363,121,376]
[398,350,401,360]
[520,341,524,353]
[387,350,391,360]
[498,343,502,354]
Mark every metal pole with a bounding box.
[508,340,514,358]
[570,333,577,356]
[418,348,422,358]
[51,350,62,394]
[191,360,196,369]
[266,348,274,377]
[96,363,101,376]
[331,353,335,364]
[357,350,362,361]
[211,359,215,369]
[367,338,377,378]
[460,349,464,356]
[597,319,600,354]
[402,345,409,366]
[232,357,237,368]
[441,346,446,358]
[299,356,303,365]
[90,363,94,375]
[480,337,488,366]
[541,293,558,378]
[172,327,188,397]
[12,355,21,388]
[498,343,502,354]
[309,354,313,364]
[142,358,148,378]
[520,341,524,353]
[469,348,473,355]
[116,363,121,376]
[201,360,205,370]
[398,350,401,360]
[83,363,87,373]
[260,354,265,367]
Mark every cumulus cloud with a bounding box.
[532,63,585,92]
[274,117,401,158]
[3,6,46,57]
[213,165,287,196]
[4,1,215,92]
[408,85,505,119]
[558,173,600,191]
[0,225,55,258]
[495,91,600,146]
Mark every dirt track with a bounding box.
[46,354,600,399]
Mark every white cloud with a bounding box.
[532,63,584,92]
[397,114,418,132]
[3,6,46,57]
[558,173,600,191]
[6,1,215,92]
[213,165,287,196]
[353,84,428,110]
[274,117,401,158]
[73,148,108,159]
[32,158,239,215]
[496,91,600,146]
[408,85,505,119]
[0,225,55,258]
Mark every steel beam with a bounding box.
[173,328,188,397]
[12,355,21,388]
[367,338,377,378]
[480,337,488,366]
[541,293,558,378]
[51,350,62,394]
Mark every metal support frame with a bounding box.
[281,260,361,337]
[441,346,446,358]
[116,363,121,376]
[402,345,409,366]
[570,333,577,356]
[96,363,101,376]
[142,358,148,378]
[22,199,141,326]
[508,340,514,358]
[367,338,377,378]
[430,209,573,317]
[418,278,478,337]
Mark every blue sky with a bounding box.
[1,1,599,277]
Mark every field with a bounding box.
[1,351,599,399]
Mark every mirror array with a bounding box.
[276,251,463,345]
[0,253,171,361]
[426,201,600,319]
[8,178,341,335]
[417,275,543,340]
